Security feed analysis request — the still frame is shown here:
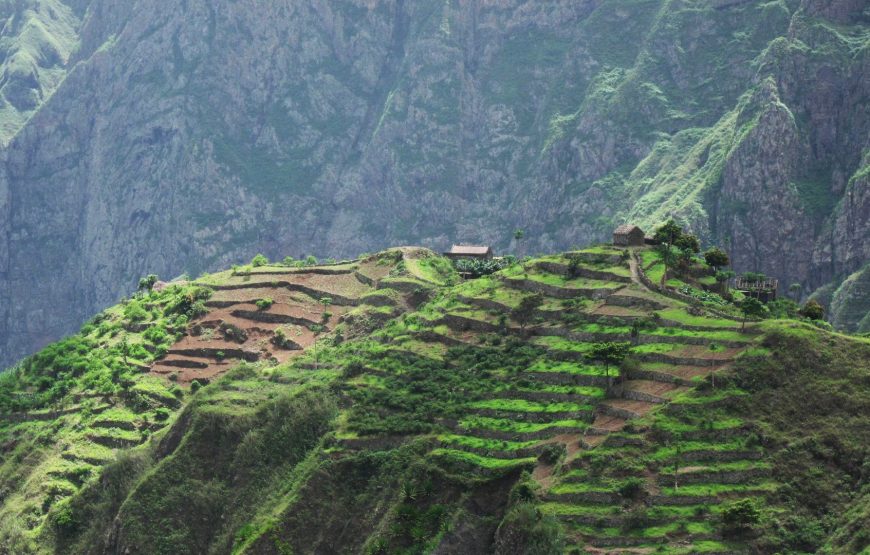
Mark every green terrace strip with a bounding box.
[656,307,743,328]
[495,383,606,399]
[437,434,540,452]
[650,438,760,461]
[526,361,609,375]
[658,483,778,496]
[458,416,590,434]
[428,448,537,469]
[468,399,594,413]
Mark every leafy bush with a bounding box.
[255,298,274,311]
[493,503,564,555]
[538,444,566,465]
[123,301,149,322]
[617,477,646,500]
[800,300,825,321]
[452,257,513,277]
[721,498,761,536]
[251,254,269,267]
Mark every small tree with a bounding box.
[587,342,631,384]
[120,336,131,368]
[137,274,158,292]
[310,324,325,369]
[655,244,681,287]
[514,229,526,256]
[739,297,766,331]
[320,297,333,323]
[721,499,761,536]
[305,255,318,266]
[511,294,544,331]
[704,248,730,271]
[800,300,825,321]
[251,254,269,267]
[675,234,701,257]
[653,219,683,246]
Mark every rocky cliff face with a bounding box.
[1,0,868,367]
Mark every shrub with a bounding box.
[493,503,564,555]
[143,325,169,345]
[190,380,202,393]
[251,254,269,267]
[509,473,539,504]
[799,300,825,321]
[618,477,646,500]
[51,500,78,536]
[621,506,651,532]
[538,444,566,465]
[704,247,730,269]
[123,301,149,322]
[255,298,274,311]
[721,498,761,536]
[452,257,512,277]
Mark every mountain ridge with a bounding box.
[0,0,868,369]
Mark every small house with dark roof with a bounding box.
[444,245,493,260]
[613,225,645,247]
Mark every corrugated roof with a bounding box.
[448,245,492,255]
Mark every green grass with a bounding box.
[429,448,536,469]
[532,336,598,354]
[458,416,589,434]
[651,439,756,461]
[652,416,744,434]
[550,478,643,495]
[468,399,593,413]
[506,383,606,399]
[657,307,741,328]
[526,359,609,376]
[438,434,539,451]
[659,484,775,496]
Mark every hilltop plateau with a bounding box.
[1,243,868,554]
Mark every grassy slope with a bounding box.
[0,246,867,554]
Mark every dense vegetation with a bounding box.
[0,245,868,554]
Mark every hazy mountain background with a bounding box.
[0,0,868,368]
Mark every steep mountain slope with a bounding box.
[0,0,868,368]
[0,246,868,554]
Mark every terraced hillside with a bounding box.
[0,246,868,554]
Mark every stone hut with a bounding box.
[444,245,493,260]
[612,225,645,247]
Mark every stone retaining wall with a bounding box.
[657,467,769,485]
[534,261,633,284]
[502,277,619,300]
[470,408,594,423]
[622,389,667,404]
[526,371,611,388]
[440,314,499,334]
[232,309,317,326]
